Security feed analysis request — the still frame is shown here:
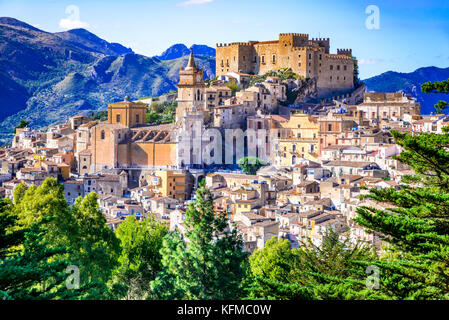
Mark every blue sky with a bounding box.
[0,0,448,79]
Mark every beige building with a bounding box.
[356,92,420,124]
[216,33,356,97]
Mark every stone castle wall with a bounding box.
[216,33,356,98]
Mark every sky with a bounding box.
[0,0,448,79]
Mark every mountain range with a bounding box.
[157,43,216,61]
[0,17,448,143]
[0,17,216,142]
[363,66,449,115]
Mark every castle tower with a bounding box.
[176,48,206,122]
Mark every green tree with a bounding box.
[146,112,161,124]
[354,79,449,299]
[12,178,119,297]
[13,182,28,204]
[246,232,379,300]
[91,110,108,121]
[14,179,74,247]
[249,237,298,283]
[151,182,248,299]
[421,79,449,94]
[238,156,267,175]
[433,100,448,114]
[70,192,120,286]
[111,216,168,300]
[0,198,102,300]
[150,102,164,113]
[13,120,29,134]
[226,80,240,95]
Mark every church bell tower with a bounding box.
[176,48,206,122]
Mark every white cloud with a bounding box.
[177,0,214,7]
[359,58,381,65]
[59,5,90,30]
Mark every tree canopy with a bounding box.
[151,181,248,299]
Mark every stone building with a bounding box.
[177,49,207,122]
[356,92,421,124]
[216,33,356,97]
[275,113,320,165]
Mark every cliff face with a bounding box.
[0,17,216,143]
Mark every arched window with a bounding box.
[101,130,105,140]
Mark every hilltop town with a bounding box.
[1,32,444,254]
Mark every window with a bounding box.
[116,114,121,123]
[135,114,139,123]
[328,124,332,131]
[337,65,340,71]
[101,130,105,140]
[344,65,347,71]
[261,55,265,63]
[272,54,276,64]
[330,65,333,70]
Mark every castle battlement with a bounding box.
[216,42,253,48]
[279,33,309,38]
[311,38,330,42]
[337,49,352,56]
[325,53,353,60]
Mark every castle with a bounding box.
[216,33,357,97]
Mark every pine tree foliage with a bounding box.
[151,181,248,299]
[0,199,102,299]
[355,79,449,299]
[246,233,379,300]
